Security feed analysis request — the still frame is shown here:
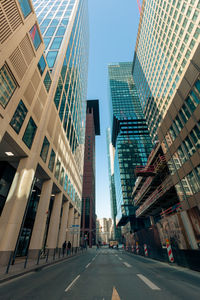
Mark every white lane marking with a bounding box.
[123,262,132,268]
[115,254,118,257]
[137,274,161,290]
[118,257,122,261]
[85,262,91,269]
[65,275,80,292]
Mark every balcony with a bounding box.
[136,176,174,217]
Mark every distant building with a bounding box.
[96,218,114,244]
[81,100,100,247]
[108,62,152,234]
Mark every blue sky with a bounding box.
[87,0,140,218]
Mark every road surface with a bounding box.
[0,248,200,299]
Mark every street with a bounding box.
[0,248,200,300]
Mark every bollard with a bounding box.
[144,244,148,257]
[136,242,139,254]
[46,249,49,263]
[24,252,29,269]
[166,239,174,262]
[36,249,41,265]
[5,252,13,274]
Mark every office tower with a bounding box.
[133,0,200,142]
[0,0,89,264]
[132,0,200,250]
[106,128,119,240]
[81,100,100,248]
[108,62,152,232]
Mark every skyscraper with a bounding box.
[132,0,200,250]
[81,100,100,248]
[133,0,200,142]
[0,0,89,264]
[106,128,118,240]
[108,62,152,232]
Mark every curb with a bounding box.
[0,251,84,285]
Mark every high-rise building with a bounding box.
[81,100,100,248]
[132,0,200,250]
[133,0,200,142]
[106,128,120,240]
[0,0,89,264]
[108,62,152,233]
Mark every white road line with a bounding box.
[85,262,91,269]
[137,274,161,290]
[123,262,132,268]
[65,275,80,292]
[118,257,122,261]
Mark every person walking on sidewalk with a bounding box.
[67,241,72,255]
[62,241,67,255]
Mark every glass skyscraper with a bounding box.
[33,0,89,174]
[133,0,200,141]
[108,62,152,229]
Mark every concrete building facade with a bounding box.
[0,0,89,264]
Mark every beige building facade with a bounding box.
[0,0,88,264]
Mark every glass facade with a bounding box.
[33,0,89,179]
[133,0,200,141]
[108,62,152,226]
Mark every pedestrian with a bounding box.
[62,241,66,256]
[67,241,72,255]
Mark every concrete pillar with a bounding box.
[150,216,155,226]
[66,206,74,244]
[28,179,53,258]
[74,214,81,248]
[46,193,63,254]
[0,157,35,265]
[58,201,69,249]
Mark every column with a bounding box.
[66,206,74,244]
[58,200,69,249]
[29,179,53,258]
[46,192,63,254]
[0,157,35,265]
[75,214,81,248]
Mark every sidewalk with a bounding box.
[0,248,86,284]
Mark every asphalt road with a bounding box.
[0,248,200,300]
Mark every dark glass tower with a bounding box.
[108,62,152,231]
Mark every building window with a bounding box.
[60,167,64,186]
[50,37,63,50]
[22,117,37,149]
[40,136,50,162]
[0,65,17,108]
[48,149,56,172]
[64,174,68,191]
[29,24,41,50]
[43,71,52,92]
[46,51,58,68]
[10,100,27,133]
[55,159,61,180]
[18,0,32,18]
[37,55,46,76]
